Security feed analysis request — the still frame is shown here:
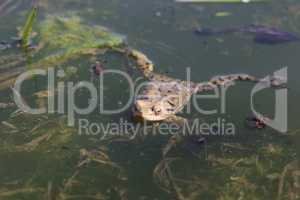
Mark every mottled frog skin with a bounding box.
[126,49,276,123]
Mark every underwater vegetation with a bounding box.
[0,111,128,199]
[31,15,125,69]
[21,6,38,49]
[0,11,125,90]
[0,109,299,199]
[0,2,299,200]
[0,8,130,199]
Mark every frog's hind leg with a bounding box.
[209,74,258,87]
[195,73,286,93]
[163,115,188,126]
[194,74,259,93]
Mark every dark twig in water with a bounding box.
[153,136,188,200]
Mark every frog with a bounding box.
[117,48,285,158]
[126,49,264,124]
[122,49,288,193]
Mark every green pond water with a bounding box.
[0,0,299,199]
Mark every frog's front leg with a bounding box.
[163,115,188,126]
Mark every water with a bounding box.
[0,0,299,199]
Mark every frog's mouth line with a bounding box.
[132,105,167,122]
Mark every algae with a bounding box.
[30,15,125,69]
[0,14,125,90]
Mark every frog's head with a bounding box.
[133,97,175,122]
[133,83,180,122]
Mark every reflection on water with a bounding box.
[0,0,299,199]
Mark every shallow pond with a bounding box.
[0,0,299,199]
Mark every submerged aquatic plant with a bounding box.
[30,15,125,68]
[21,6,38,48]
[0,14,125,90]
[0,113,75,152]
